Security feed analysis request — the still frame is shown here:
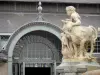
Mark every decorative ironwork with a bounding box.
[6,21,61,53]
[94,37,100,53]
[12,31,61,75]
[13,31,61,63]
[37,2,43,21]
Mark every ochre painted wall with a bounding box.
[0,63,8,75]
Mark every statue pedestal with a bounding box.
[56,59,100,75]
[77,61,100,71]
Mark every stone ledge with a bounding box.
[56,61,100,74]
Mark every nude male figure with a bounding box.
[61,6,82,58]
[62,6,81,32]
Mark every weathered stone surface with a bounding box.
[56,61,87,74]
[82,70,100,75]
[77,62,100,71]
[56,61,100,75]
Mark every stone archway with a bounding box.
[6,21,62,75]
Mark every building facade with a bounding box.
[0,0,100,75]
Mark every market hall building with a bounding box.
[0,0,100,75]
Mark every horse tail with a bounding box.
[89,25,98,42]
[89,26,98,56]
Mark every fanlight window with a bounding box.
[13,31,61,62]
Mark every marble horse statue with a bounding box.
[61,6,97,61]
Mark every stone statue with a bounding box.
[56,6,99,75]
[61,6,97,61]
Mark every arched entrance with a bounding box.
[13,30,61,75]
[6,21,62,75]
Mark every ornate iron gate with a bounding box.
[13,62,25,75]
[13,31,61,75]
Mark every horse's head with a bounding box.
[62,19,72,26]
[61,19,73,31]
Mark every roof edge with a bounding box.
[0,0,100,4]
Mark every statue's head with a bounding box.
[66,6,76,16]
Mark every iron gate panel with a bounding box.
[13,31,61,75]
[13,31,61,63]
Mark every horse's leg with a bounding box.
[90,40,94,57]
[79,39,86,58]
[73,43,78,58]
[84,42,89,57]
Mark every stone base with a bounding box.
[63,73,76,75]
[56,62,87,72]
[77,62,100,71]
[56,59,100,75]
